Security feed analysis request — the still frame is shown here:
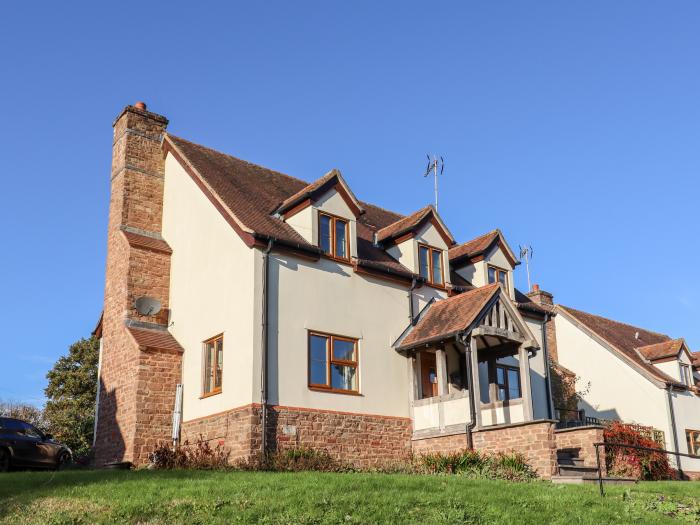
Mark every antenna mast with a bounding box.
[519,245,534,292]
[423,154,444,211]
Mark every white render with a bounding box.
[554,308,700,472]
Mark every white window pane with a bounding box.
[488,267,496,284]
[310,335,329,385]
[431,250,443,284]
[331,364,357,391]
[419,247,430,279]
[335,220,347,258]
[333,339,355,361]
[320,215,332,253]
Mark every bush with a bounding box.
[604,421,673,480]
[237,447,353,472]
[149,436,230,470]
[415,449,536,481]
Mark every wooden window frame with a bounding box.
[680,363,692,387]
[686,429,700,456]
[201,334,223,398]
[494,364,521,402]
[487,265,509,289]
[308,330,360,395]
[417,243,445,287]
[318,211,351,262]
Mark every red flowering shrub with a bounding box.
[604,421,673,480]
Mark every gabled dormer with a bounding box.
[637,338,695,388]
[274,169,363,261]
[449,230,518,299]
[377,205,455,288]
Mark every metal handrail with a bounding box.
[593,442,699,496]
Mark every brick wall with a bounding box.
[94,104,182,467]
[180,404,412,468]
[554,425,605,473]
[412,432,469,455]
[472,420,558,479]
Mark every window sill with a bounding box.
[200,389,222,399]
[320,254,353,266]
[308,386,362,396]
[423,282,448,291]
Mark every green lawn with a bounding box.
[1,470,700,524]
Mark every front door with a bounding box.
[420,351,438,398]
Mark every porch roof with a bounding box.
[395,284,500,351]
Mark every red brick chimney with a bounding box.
[94,103,182,466]
[526,284,559,362]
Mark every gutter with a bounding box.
[458,333,477,449]
[260,239,274,456]
[666,385,684,477]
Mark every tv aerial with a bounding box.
[134,296,162,316]
[423,154,444,211]
[519,245,534,292]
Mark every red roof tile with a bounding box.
[397,284,500,350]
[165,134,415,279]
[128,327,183,352]
[274,169,363,217]
[123,230,172,254]
[558,306,684,387]
[448,230,500,262]
[637,339,686,362]
[376,206,433,243]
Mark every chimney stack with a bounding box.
[94,103,181,467]
[527,283,554,306]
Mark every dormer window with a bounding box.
[418,244,444,286]
[319,212,349,261]
[681,363,693,387]
[488,265,508,288]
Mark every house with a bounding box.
[92,102,601,478]
[527,285,700,477]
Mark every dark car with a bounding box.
[0,417,72,471]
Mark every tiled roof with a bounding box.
[397,284,500,350]
[558,306,685,387]
[514,289,551,317]
[376,206,433,243]
[448,230,500,262]
[165,134,415,279]
[692,352,700,368]
[127,326,183,352]
[274,169,363,217]
[637,339,686,362]
[122,230,172,254]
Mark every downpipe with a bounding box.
[261,239,274,456]
[666,385,683,477]
[458,333,477,449]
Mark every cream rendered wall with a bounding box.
[454,245,515,297]
[524,317,553,420]
[554,313,674,449]
[655,360,682,383]
[386,238,415,276]
[267,253,413,417]
[162,153,258,422]
[669,390,700,471]
[285,206,314,244]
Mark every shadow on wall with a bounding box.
[577,398,621,422]
[93,380,126,467]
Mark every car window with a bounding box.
[19,422,43,439]
[0,419,24,431]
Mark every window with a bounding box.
[681,363,693,387]
[202,334,223,396]
[488,266,508,288]
[19,421,42,439]
[418,244,444,286]
[495,365,521,402]
[687,430,700,456]
[319,212,349,260]
[308,331,358,393]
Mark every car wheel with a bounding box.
[56,452,72,471]
[0,448,10,472]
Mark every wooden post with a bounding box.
[470,335,482,429]
[518,343,534,421]
[436,347,449,397]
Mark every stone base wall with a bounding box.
[472,420,558,479]
[555,425,605,472]
[181,404,262,462]
[411,432,469,455]
[180,404,412,468]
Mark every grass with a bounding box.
[1,470,700,524]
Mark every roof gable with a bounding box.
[377,205,455,246]
[557,305,685,388]
[449,229,518,267]
[637,339,692,363]
[274,169,364,219]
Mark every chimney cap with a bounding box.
[134,101,147,111]
[532,284,540,292]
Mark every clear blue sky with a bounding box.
[1,2,699,406]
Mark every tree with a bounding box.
[0,400,47,429]
[44,336,99,457]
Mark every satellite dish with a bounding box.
[134,296,162,316]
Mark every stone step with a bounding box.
[557,464,600,477]
[551,475,637,485]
